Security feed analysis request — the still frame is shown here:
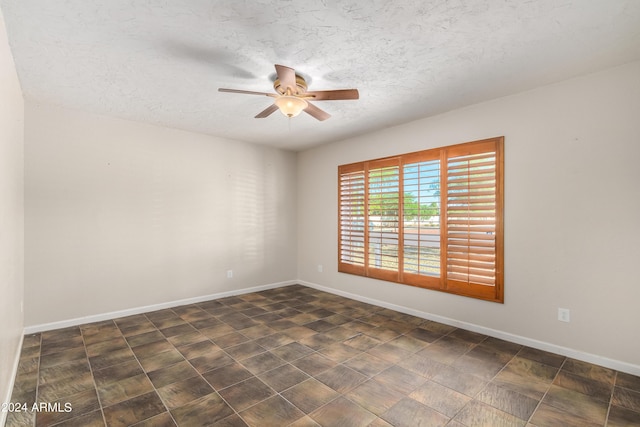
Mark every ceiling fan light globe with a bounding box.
[275,96,308,118]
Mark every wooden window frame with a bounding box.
[338,137,504,303]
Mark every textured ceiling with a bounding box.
[2,1,640,151]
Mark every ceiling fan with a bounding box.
[218,64,359,121]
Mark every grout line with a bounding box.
[78,323,109,427]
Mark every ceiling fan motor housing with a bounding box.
[273,75,308,95]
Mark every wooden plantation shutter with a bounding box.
[402,151,442,289]
[443,138,503,301]
[338,163,366,275]
[338,137,503,303]
[366,158,400,282]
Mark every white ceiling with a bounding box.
[2,1,640,151]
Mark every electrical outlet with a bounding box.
[227,270,233,279]
[558,308,570,323]
[318,264,323,273]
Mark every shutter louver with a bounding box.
[446,151,497,286]
[368,165,400,275]
[339,168,366,271]
[403,160,441,277]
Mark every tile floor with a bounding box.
[5,285,640,427]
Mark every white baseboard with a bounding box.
[1,333,24,427]
[23,280,296,335]
[298,280,640,377]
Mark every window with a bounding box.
[338,137,504,302]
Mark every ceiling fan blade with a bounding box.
[255,104,279,118]
[218,88,275,97]
[304,102,331,121]
[275,64,297,93]
[306,89,359,100]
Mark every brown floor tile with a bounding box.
[22,333,41,348]
[160,323,197,338]
[199,323,236,339]
[254,331,295,350]
[170,392,234,426]
[318,341,362,363]
[50,409,105,427]
[344,352,393,377]
[102,391,166,427]
[553,370,613,402]
[346,379,405,416]
[38,370,96,401]
[414,336,474,365]
[493,356,558,400]
[281,378,340,414]
[316,364,367,394]
[147,360,199,389]
[93,360,144,387]
[85,336,128,358]
[189,349,235,374]
[541,384,608,424]
[480,337,523,357]
[113,314,149,329]
[288,415,321,427]
[258,363,310,392]
[270,342,314,362]
[397,353,447,379]
[131,411,177,426]
[9,285,634,427]
[39,347,87,369]
[5,409,35,427]
[405,326,445,343]
[130,339,175,359]
[612,385,640,412]
[225,341,266,360]
[529,402,602,427]
[310,396,377,427]
[212,413,249,427]
[97,373,155,407]
[166,331,209,347]
[203,362,254,390]
[240,351,285,375]
[342,333,382,352]
[151,316,187,330]
[409,380,471,417]
[89,347,137,371]
[156,375,215,410]
[118,321,157,337]
[176,339,218,359]
[211,331,250,348]
[218,377,275,411]
[38,359,91,386]
[454,399,526,427]
[299,332,338,350]
[452,348,511,380]
[237,324,276,340]
[562,358,616,386]
[617,372,640,392]
[373,365,425,395]
[35,387,101,426]
[138,348,185,373]
[381,397,450,427]
[476,382,539,421]
[239,395,305,427]
[606,405,640,427]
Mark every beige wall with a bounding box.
[25,103,297,326]
[0,6,24,423]
[297,61,640,371]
